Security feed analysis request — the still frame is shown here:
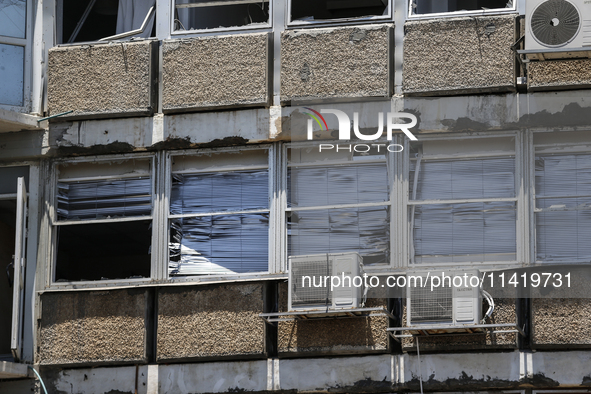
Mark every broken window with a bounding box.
[535,154,591,263]
[168,149,270,276]
[409,138,517,264]
[289,0,389,24]
[0,0,27,107]
[53,159,153,282]
[173,0,270,32]
[287,147,390,266]
[410,0,513,15]
[58,0,155,44]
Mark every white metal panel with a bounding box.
[11,177,27,361]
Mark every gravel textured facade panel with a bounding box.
[47,41,155,118]
[38,290,147,365]
[528,59,591,91]
[403,14,517,95]
[277,283,388,354]
[533,298,591,346]
[162,34,269,112]
[281,24,392,102]
[157,283,265,361]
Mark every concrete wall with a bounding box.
[157,283,266,361]
[528,59,591,92]
[38,350,591,393]
[403,14,517,96]
[281,24,392,103]
[47,41,157,119]
[277,282,389,355]
[38,289,149,365]
[162,34,269,113]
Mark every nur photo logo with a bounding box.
[302,107,419,153]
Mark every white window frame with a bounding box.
[407,0,517,20]
[165,144,278,283]
[48,153,158,288]
[286,0,393,28]
[405,132,525,271]
[285,139,398,273]
[0,0,32,112]
[55,0,157,46]
[169,0,273,38]
[532,130,591,265]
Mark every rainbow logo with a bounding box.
[303,107,328,131]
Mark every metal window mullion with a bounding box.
[401,136,410,268]
[172,165,269,174]
[410,152,515,161]
[287,159,387,168]
[516,130,527,265]
[0,36,27,46]
[53,215,154,226]
[268,145,278,274]
[152,151,167,281]
[286,201,391,212]
[162,151,173,280]
[407,197,517,205]
[536,194,591,200]
[169,209,270,219]
[279,142,288,272]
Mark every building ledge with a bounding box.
[0,108,46,133]
[518,47,591,61]
[0,361,31,379]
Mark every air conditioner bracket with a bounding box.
[259,307,395,324]
[387,323,525,342]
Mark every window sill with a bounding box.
[41,272,287,293]
[286,16,393,30]
[407,8,518,21]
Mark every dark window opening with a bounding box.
[290,0,388,22]
[55,220,151,282]
[413,0,511,15]
[59,0,155,44]
[174,0,269,31]
[0,200,17,359]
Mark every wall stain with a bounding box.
[52,141,135,156]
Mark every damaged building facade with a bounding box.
[2,0,591,393]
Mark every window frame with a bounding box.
[165,144,278,283]
[48,153,158,288]
[284,139,398,272]
[169,0,273,38]
[406,0,517,19]
[405,132,524,270]
[532,131,591,265]
[0,0,32,112]
[286,0,393,28]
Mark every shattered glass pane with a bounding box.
[57,177,152,220]
[169,213,269,275]
[170,170,268,214]
[0,0,26,39]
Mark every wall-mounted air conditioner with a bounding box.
[289,252,364,312]
[406,271,482,327]
[525,0,590,51]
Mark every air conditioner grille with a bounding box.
[410,282,453,323]
[291,259,332,307]
[531,0,581,47]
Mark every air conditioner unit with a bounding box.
[525,0,591,51]
[406,271,482,328]
[289,252,364,312]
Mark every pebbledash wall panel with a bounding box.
[403,14,517,96]
[527,60,591,92]
[281,24,393,103]
[157,283,266,361]
[162,33,269,112]
[38,289,149,365]
[277,282,389,356]
[47,40,157,119]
